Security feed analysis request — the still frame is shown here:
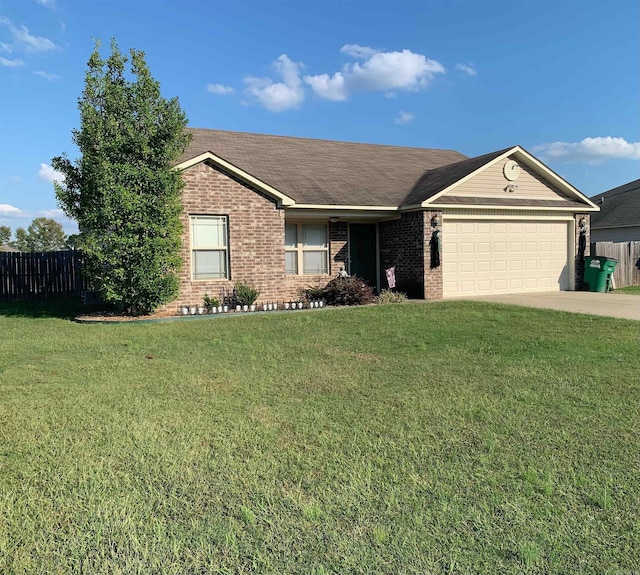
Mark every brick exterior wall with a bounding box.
[171,162,344,309]
[174,162,284,309]
[574,213,590,290]
[423,210,443,300]
[379,210,444,300]
[379,211,425,298]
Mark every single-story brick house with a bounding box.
[172,128,599,307]
[589,178,640,242]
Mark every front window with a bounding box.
[191,215,229,280]
[285,223,328,275]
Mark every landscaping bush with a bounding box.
[233,280,260,306]
[300,285,325,303]
[376,289,408,304]
[322,276,375,306]
[203,294,219,308]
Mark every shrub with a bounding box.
[300,285,325,302]
[322,276,375,306]
[234,280,260,306]
[376,289,408,304]
[203,294,219,308]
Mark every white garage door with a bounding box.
[443,219,570,297]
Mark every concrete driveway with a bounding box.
[462,291,640,321]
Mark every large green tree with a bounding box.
[0,225,10,245]
[12,218,67,252]
[52,39,191,314]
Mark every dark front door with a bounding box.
[349,223,377,289]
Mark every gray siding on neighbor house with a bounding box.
[590,226,640,243]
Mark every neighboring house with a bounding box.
[172,128,599,307]
[589,179,640,242]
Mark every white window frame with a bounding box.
[190,215,229,280]
[285,222,329,275]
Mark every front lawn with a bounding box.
[1,300,638,574]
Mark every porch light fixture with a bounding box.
[329,217,340,223]
[430,215,440,229]
[506,183,518,193]
[579,218,587,233]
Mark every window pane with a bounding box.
[285,251,298,275]
[193,250,227,279]
[302,224,327,248]
[192,217,227,248]
[303,251,328,274]
[285,224,298,248]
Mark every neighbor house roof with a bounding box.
[590,179,640,229]
[178,128,467,207]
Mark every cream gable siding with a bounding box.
[441,156,575,202]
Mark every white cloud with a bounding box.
[456,63,477,76]
[304,72,348,101]
[533,137,640,163]
[244,54,305,112]
[305,45,445,101]
[38,208,67,219]
[206,83,234,95]
[340,44,378,59]
[38,163,65,184]
[395,111,414,125]
[35,0,56,7]
[0,16,56,52]
[34,70,59,80]
[0,204,27,217]
[0,56,23,67]
[0,42,12,53]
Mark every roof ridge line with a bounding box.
[185,126,464,155]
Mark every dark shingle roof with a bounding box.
[590,179,640,229]
[179,128,468,206]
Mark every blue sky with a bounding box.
[1,0,638,237]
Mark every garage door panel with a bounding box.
[461,261,475,272]
[443,219,570,297]
[494,260,507,272]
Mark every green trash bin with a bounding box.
[583,256,618,292]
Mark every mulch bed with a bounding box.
[75,309,180,323]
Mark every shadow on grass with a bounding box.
[0,297,103,320]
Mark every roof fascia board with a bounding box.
[288,203,400,211]
[429,203,599,212]
[175,152,296,206]
[511,147,600,209]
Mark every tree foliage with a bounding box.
[52,39,191,314]
[0,225,10,245]
[12,218,67,252]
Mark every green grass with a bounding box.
[1,299,639,574]
[614,285,640,295]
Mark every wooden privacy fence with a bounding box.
[0,250,89,301]
[590,241,640,288]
